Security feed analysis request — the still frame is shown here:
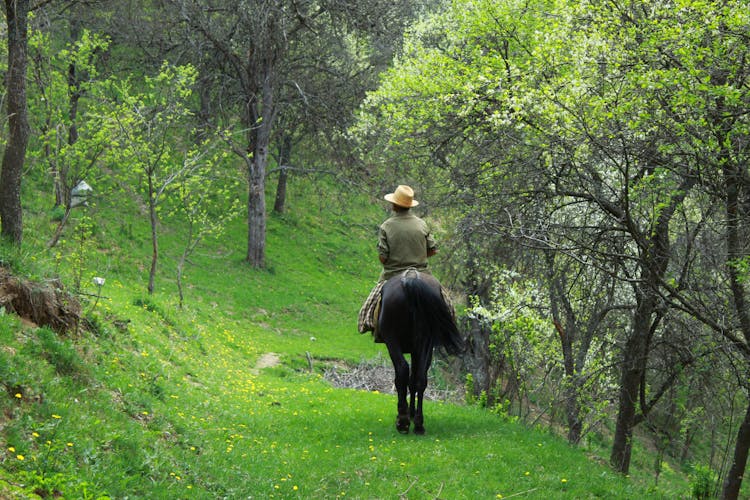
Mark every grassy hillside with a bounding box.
[0,176,694,498]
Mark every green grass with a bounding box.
[0,175,698,498]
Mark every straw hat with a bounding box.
[384,185,419,208]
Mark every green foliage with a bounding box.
[689,464,718,499]
[469,269,559,412]
[0,241,35,278]
[0,316,27,393]
[730,256,750,284]
[169,140,242,305]
[11,470,107,500]
[489,398,518,424]
[104,61,197,170]
[464,372,476,405]
[96,61,241,295]
[25,327,88,380]
[27,25,112,192]
[132,296,164,315]
[49,205,66,222]
[65,215,95,292]
[83,311,109,338]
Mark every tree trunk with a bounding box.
[565,371,583,444]
[547,252,585,444]
[48,206,72,248]
[0,0,31,245]
[462,315,494,398]
[550,291,582,443]
[61,15,82,206]
[559,321,583,445]
[196,73,213,141]
[273,135,291,214]
[246,71,274,268]
[721,162,750,500]
[274,166,288,214]
[176,226,193,309]
[610,176,691,473]
[67,14,81,147]
[610,292,655,473]
[459,229,496,402]
[246,168,267,267]
[148,176,158,295]
[722,397,750,500]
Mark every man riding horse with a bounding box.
[358,185,462,434]
[358,185,439,340]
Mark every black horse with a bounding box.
[378,269,464,434]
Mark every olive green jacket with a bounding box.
[377,211,436,281]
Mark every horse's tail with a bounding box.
[401,277,464,357]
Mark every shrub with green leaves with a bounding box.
[690,464,718,499]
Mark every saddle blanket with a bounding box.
[358,281,384,334]
[357,280,456,337]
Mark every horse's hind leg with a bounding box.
[410,353,430,435]
[408,368,417,422]
[387,347,411,434]
[411,384,426,435]
[413,392,426,435]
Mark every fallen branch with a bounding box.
[502,487,540,498]
[399,476,419,498]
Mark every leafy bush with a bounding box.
[690,464,717,499]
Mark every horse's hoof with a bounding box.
[414,426,425,435]
[396,417,410,434]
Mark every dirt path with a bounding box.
[252,352,281,373]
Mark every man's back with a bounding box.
[379,211,434,280]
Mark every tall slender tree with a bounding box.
[0,0,31,245]
[167,0,309,268]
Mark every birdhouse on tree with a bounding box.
[70,181,92,208]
